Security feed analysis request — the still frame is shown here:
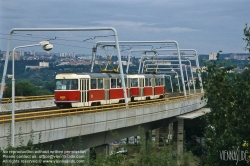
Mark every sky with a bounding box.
[0,0,250,55]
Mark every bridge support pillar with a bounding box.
[154,127,167,146]
[173,119,184,156]
[90,144,110,160]
[145,130,151,147]
[89,147,96,160]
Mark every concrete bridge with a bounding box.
[0,94,208,155]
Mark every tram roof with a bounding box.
[56,72,165,79]
[56,72,127,79]
[137,74,164,78]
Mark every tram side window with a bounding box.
[70,80,78,90]
[161,78,164,86]
[111,79,116,88]
[117,79,122,88]
[145,78,149,86]
[155,78,161,86]
[98,79,103,89]
[155,78,159,86]
[124,78,127,87]
[91,79,97,89]
[150,78,154,87]
[131,78,138,87]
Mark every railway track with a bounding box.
[0,93,204,123]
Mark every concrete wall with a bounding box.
[0,96,206,149]
[0,99,55,112]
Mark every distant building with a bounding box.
[77,55,92,60]
[230,53,237,59]
[114,61,132,65]
[30,50,35,56]
[25,61,49,70]
[230,53,250,60]
[121,56,128,59]
[39,62,49,67]
[20,50,24,56]
[57,62,70,66]
[59,52,75,58]
[2,51,21,60]
[9,51,20,60]
[209,53,217,60]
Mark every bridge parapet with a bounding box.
[0,99,55,112]
[0,95,206,149]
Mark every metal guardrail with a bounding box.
[1,95,54,103]
[0,93,204,123]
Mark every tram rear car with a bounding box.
[54,73,165,108]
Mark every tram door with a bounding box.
[139,78,144,100]
[151,78,155,96]
[80,79,89,106]
[104,78,110,104]
[127,79,131,98]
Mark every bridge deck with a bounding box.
[0,93,206,149]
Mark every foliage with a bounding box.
[0,123,200,166]
[3,80,53,98]
[202,51,250,165]
[195,78,200,89]
[201,24,250,166]
[243,24,250,52]
[173,79,180,93]
[1,128,87,166]
[84,127,199,166]
[184,117,206,156]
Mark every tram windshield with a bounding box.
[55,79,78,90]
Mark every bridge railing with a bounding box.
[0,93,204,123]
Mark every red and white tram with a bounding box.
[54,73,165,107]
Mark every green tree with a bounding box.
[243,23,250,52]
[16,81,38,96]
[202,24,250,166]
[44,80,55,93]
[184,117,206,156]
[172,79,179,93]
[4,80,41,97]
[195,78,200,90]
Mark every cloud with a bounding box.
[137,26,200,33]
[92,20,149,27]
[1,0,249,53]
[92,20,199,33]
